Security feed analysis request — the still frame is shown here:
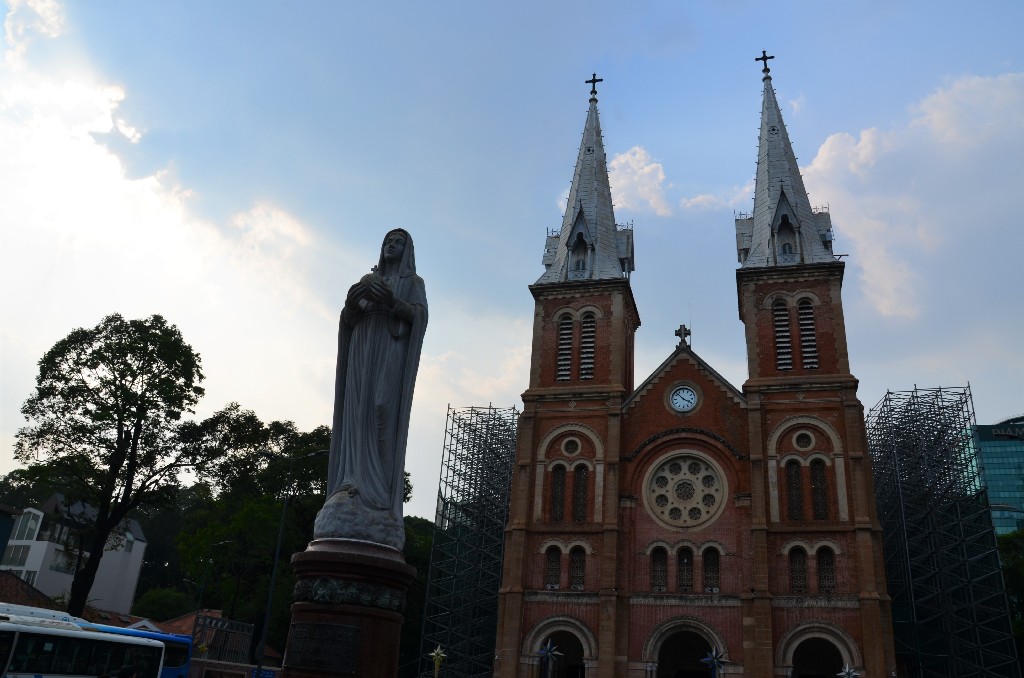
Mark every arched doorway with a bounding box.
[539,630,586,678]
[656,630,711,678]
[791,637,843,678]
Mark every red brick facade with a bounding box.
[494,249,895,676]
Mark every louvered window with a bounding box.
[790,547,808,593]
[569,547,586,591]
[544,547,561,590]
[550,466,565,522]
[773,300,793,370]
[703,549,720,592]
[556,315,573,381]
[677,547,694,592]
[651,548,668,592]
[572,465,588,522]
[818,547,836,594]
[579,312,596,380]
[786,460,804,521]
[799,299,819,369]
[810,459,829,520]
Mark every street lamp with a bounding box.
[192,539,234,644]
[252,449,329,678]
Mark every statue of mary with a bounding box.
[313,229,427,550]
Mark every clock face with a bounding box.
[670,386,698,412]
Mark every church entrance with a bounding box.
[539,630,586,678]
[791,637,844,678]
[655,630,712,678]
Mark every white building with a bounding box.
[0,495,146,615]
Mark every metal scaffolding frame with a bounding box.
[419,405,519,677]
[867,386,1020,678]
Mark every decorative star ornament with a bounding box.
[428,645,446,676]
[537,639,563,663]
[837,665,861,678]
[701,647,726,676]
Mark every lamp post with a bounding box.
[192,539,234,645]
[252,449,329,678]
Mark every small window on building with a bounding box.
[790,547,808,594]
[818,547,836,595]
[773,300,793,370]
[703,549,720,592]
[651,547,668,592]
[786,460,804,521]
[569,547,586,591]
[125,531,135,553]
[556,314,573,381]
[544,546,561,590]
[22,570,36,586]
[798,299,819,369]
[810,459,829,520]
[572,465,589,523]
[677,547,694,593]
[550,465,566,522]
[1,545,29,567]
[579,312,596,380]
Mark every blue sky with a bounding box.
[2,0,1022,520]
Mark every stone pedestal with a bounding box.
[281,539,416,678]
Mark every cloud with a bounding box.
[609,146,672,216]
[788,93,806,115]
[679,178,754,212]
[4,0,63,67]
[802,72,1024,319]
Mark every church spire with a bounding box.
[736,53,834,268]
[537,74,634,284]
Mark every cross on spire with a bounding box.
[675,324,691,347]
[586,73,603,96]
[755,50,774,74]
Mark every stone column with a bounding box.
[281,539,415,678]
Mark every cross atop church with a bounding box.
[586,73,603,96]
[755,50,774,74]
[675,324,691,347]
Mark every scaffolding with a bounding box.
[867,386,1020,678]
[419,405,519,677]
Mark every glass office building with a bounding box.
[976,415,1024,535]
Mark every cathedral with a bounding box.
[493,59,897,677]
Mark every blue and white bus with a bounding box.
[76,624,191,678]
[0,606,191,678]
[0,614,165,678]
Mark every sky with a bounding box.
[1,0,1022,521]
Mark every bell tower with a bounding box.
[735,53,896,674]
[495,74,638,678]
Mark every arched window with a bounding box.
[556,314,573,381]
[786,460,804,520]
[572,465,588,523]
[651,547,668,592]
[790,547,808,594]
[817,547,836,595]
[677,547,694,593]
[550,465,566,522]
[569,547,586,591]
[571,232,588,273]
[579,312,596,380]
[810,459,829,520]
[773,300,793,370]
[703,549,720,592]
[798,299,819,369]
[544,546,561,590]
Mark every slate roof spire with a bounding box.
[538,74,634,284]
[735,53,835,268]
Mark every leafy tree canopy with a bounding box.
[15,313,207,615]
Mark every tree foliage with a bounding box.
[15,313,206,615]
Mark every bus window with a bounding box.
[0,631,14,673]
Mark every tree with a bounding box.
[15,313,206,616]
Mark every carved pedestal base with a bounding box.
[281,539,416,678]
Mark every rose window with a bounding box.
[645,453,726,528]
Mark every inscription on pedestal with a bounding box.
[286,623,360,674]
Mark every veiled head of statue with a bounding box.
[378,228,415,275]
